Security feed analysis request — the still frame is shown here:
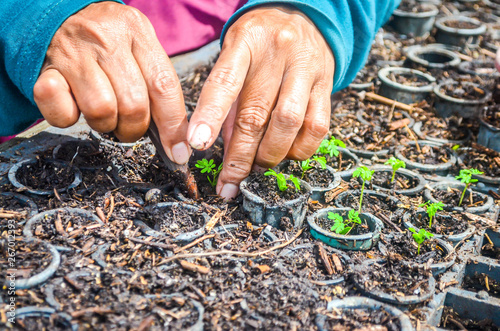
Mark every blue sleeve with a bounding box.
[221,0,400,93]
[0,0,124,136]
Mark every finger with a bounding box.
[33,68,79,128]
[187,42,251,150]
[287,82,332,160]
[221,101,238,160]
[216,64,283,199]
[99,54,150,142]
[254,68,314,167]
[61,61,118,133]
[496,48,500,72]
[133,37,191,164]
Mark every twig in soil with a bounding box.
[388,100,396,122]
[106,195,115,221]
[128,237,178,251]
[480,47,497,59]
[53,188,62,202]
[159,228,304,264]
[484,232,494,247]
[96,207,106,223]
[373,208,403,233]
[174,234,216,254]
[0,211,24,219]
[316,243,334,275]
[404,125,421,153]
[448,317,467,330]
[363,92,416,112]
[205,210,223,232]
[179,260,210,274]
[137,316,156,331]
[55,213,66,236]
[71,307,113,318]
[455,52,473,62]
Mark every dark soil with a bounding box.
[379,231,452,265]
[245,172,307,205]
[463,273,500,299]
[144,204,206,235]
[352,67,376,85]
[337,190,401,215]
[389,72,429,87]
[398,1,433,13]
[324,153,357,173]
[440,83,486,100]
[417,117,469,141]
[481,241,500,260]
[353,258,432,297]
[320,307,401,331]
[16,157,77,190]
[443,19,480,30]
[410,212,470,236]
[54,140,108,169]
[13,313,73,331]
[432,187,488,209]
[280,161,334,188]
[440,306,499,330]
[369,171,417,191]
[316,213,371,236]
[483,104,500,128]
[0,194,31,234]
[458,147,500,177]
[401,143,451,165]
[0,241,52,280]
[360,104,411,130]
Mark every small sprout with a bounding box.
[452,144,460,151]
[419,201,445,228]
[264,169,301,192]
[298,156,327,179]
[316,136,346,158]
[195,159,223,187]
[384,157,406,183]
[408,228,434,255]
[329,209,362,235]
[455,168,483,207]
[352,166,375,214]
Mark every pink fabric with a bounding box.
[124,0,246,55]
[0,119,44,143]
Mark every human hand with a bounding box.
[187,6,335,199]
[496,48,500,73]
[33,2,191,165]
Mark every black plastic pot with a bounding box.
[356,108,415,130]
[433,81,492,119]
[377,67,436,105]
[367,165,426,196]
[395,140,456,176]
[435,16,487,49]
[52,139,108,171]
[402,210,475,244]
[378,232,456,276]
[307,207,383,251]
[458,60,500,79]
[456,147,500,185]
[329,147,361,177]
[319,297,413,331]
[0,192,38,225]
[478,107,500,153]
[240,175,312,229]
[406,44,461,69]
[334,190,402,212]
[13,241,61,290]
[353,259,436,305]
[391,3,439,37]
[90,129,151,148]
[413,121,471,145]
[346,146,389,160]
[15,307,76,331]
[424,181,495,214]
[8,159,82,196]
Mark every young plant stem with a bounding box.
[358,181,365,214]
[391,170,396,184]
[417,243,421,255]
[458,183,469,207]
[429,215,433,229]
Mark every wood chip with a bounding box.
[253,265,271,274]
[331,253,343,273]
[96,207,106,223]
[179,260,210,274]
[316,243,334,275]
[388,118,411,131]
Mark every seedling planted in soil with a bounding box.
[264,169,301,192]
[455,168,483,207]
[384,157,406,183]
[195,158,223,187]
[419,201,445,228]
[329,209,362,235]
[352,166,375,214]
[316,136,346,158]
[298,156,327,179]
[409,227,434,255]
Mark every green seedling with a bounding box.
[384,157,406,183]
[264,169,301,192]
[316,136,346,158]
[419,201,445,228]
[298,156,327,179]
[455,168,484,207]
[195,159,223,188]
[329,209,362,235]
[408,228,434,255]
[352,166,375,214]
[452,145,460,151]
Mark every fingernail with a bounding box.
[218,183,239,200]
[252,165,267,173]
[171,142,190,164]
[189,124,212,150]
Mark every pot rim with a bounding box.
[413,121,472,145]
[378,67,436,93]
[393,3,439,18]
[406,45,461,68]
[367,165,427,196]
[434,81,492,105]
[435,15,487,36]
[479,106,500,132]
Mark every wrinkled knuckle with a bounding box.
[206,68,240,91]
[288,147,313,161]
[118,99,149,123]
[275,26,296,47]
[306,117,330,140]
[150,70,180,96]
[275,102,303,129]
[235,108,268,134]
[33,78,57,102]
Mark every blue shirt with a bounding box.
[0,0,399,136]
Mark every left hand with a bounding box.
[187,5,335,199]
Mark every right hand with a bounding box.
[33,2,191,165]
